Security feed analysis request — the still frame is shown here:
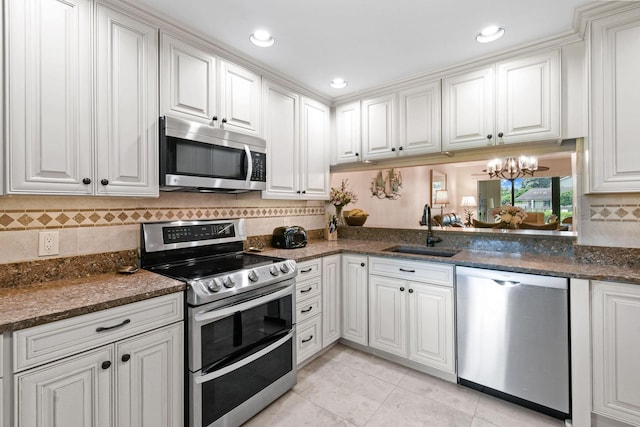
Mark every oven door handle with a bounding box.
[194,329,294,384]
[194,284,293,324]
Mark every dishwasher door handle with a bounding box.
[492,279,521,287]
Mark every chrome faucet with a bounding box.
[420,204,442,247]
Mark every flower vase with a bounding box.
[335,205,344,226]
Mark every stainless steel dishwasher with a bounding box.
[456,266,570,419]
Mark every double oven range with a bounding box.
[140,219,297,427]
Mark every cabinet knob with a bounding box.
[121,354,131,363]
[398,146,403,151]
[409,289,414,294]
[391,147,396,152]
[498,132,504,138]
[497,132,505,145]
[302,190,306,194]
[101,361,111,370]
[212,115,218,121]
[486,134,493,140]
[355,153,359,157]
[82,178,91,185]
[221,118,227,124]
[360,262,365,267]
[100,179,109,186]
[400,287,405,292]
[297,190,301,194]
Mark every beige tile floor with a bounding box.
[244,343,565,427]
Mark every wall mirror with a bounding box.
[430,170,446,207]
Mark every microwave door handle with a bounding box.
[244,145,253,187]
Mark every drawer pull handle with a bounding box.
[300,268,313,273]
[301,335,314,343]
[96,318,131,333]
[300,287,313,293]
[301,307,313,313]
[399,268,416,273]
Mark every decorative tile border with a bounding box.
[0,206,325,231]
[590,204,640,222]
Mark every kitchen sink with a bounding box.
[384,245,460,257]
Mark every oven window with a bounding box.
[200,294,293,370]
[171,137,246,179]
[201,337,292,426]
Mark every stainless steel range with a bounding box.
[140,219,297,427]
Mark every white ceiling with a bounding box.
[138,0,592,99]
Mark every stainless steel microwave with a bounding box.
[159,116,267,193]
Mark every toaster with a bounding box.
[272,226,307,249]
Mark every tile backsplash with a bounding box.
[0,192,325,264]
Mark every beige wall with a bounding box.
[0,192,325,264]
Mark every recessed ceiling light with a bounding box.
[250,30,274,47]
[330,78,348,89]
[475,25,505,43]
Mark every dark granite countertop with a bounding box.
[0,270,184,332]
[261,239,640,285]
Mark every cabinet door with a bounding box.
[15,346,113,427]
[160,33,216,123]
[322,255,341,347]
[442,66,495,151]
[341,255,368,346]
[589,7,640,192]
[408,282,455,373]
[95,4,158,197]
[116,323,183,427]
[398,81,442,155]
[7,0,93,195]
[219,61,261,136]
[369,275,407,357]
[592,281,640,425]
[300,97,330,200]
[261,80,300,199]
[361,94,397,161]
[334,101,362,164]
[496,49,561,144]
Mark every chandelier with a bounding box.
[486,156,548,181]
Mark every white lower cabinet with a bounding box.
[368,257,455,375]
[295,259,323,364]
[592,281,640,425]
[341,255,368,346]
[13,294,183,427]
[322,255,341,347]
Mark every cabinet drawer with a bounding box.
[14,293,183,372]
[296,295,321,323]
[369,256,454,287]
[297,259,321,280]
[296,276,321,301]
[296,315,322,364]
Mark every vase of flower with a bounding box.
[494,205,528,229]
[330,179,358,226]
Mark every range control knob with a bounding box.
[279,263,290,274]
[269,266,280,277]
[223,276,235,288]
[207,279,222,292]
[248,270,259,282]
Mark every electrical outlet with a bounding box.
[38,231,59,256]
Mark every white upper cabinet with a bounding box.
[588,5,640,193]
[95,4,158,197]
[7,0,93,195]
[219,60,262,136]
[443,48,561,151]
[442,66,496,151]
[262,80,300,199]
[7,0,158,197]
[496,49,561,144]
[398,81,442,155]
[334,101,362,164]
[161,33,216,123]
[361,93,397,161]
[262,80,329,200]
[299,97,330,200]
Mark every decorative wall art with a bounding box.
[371,169,403,200]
